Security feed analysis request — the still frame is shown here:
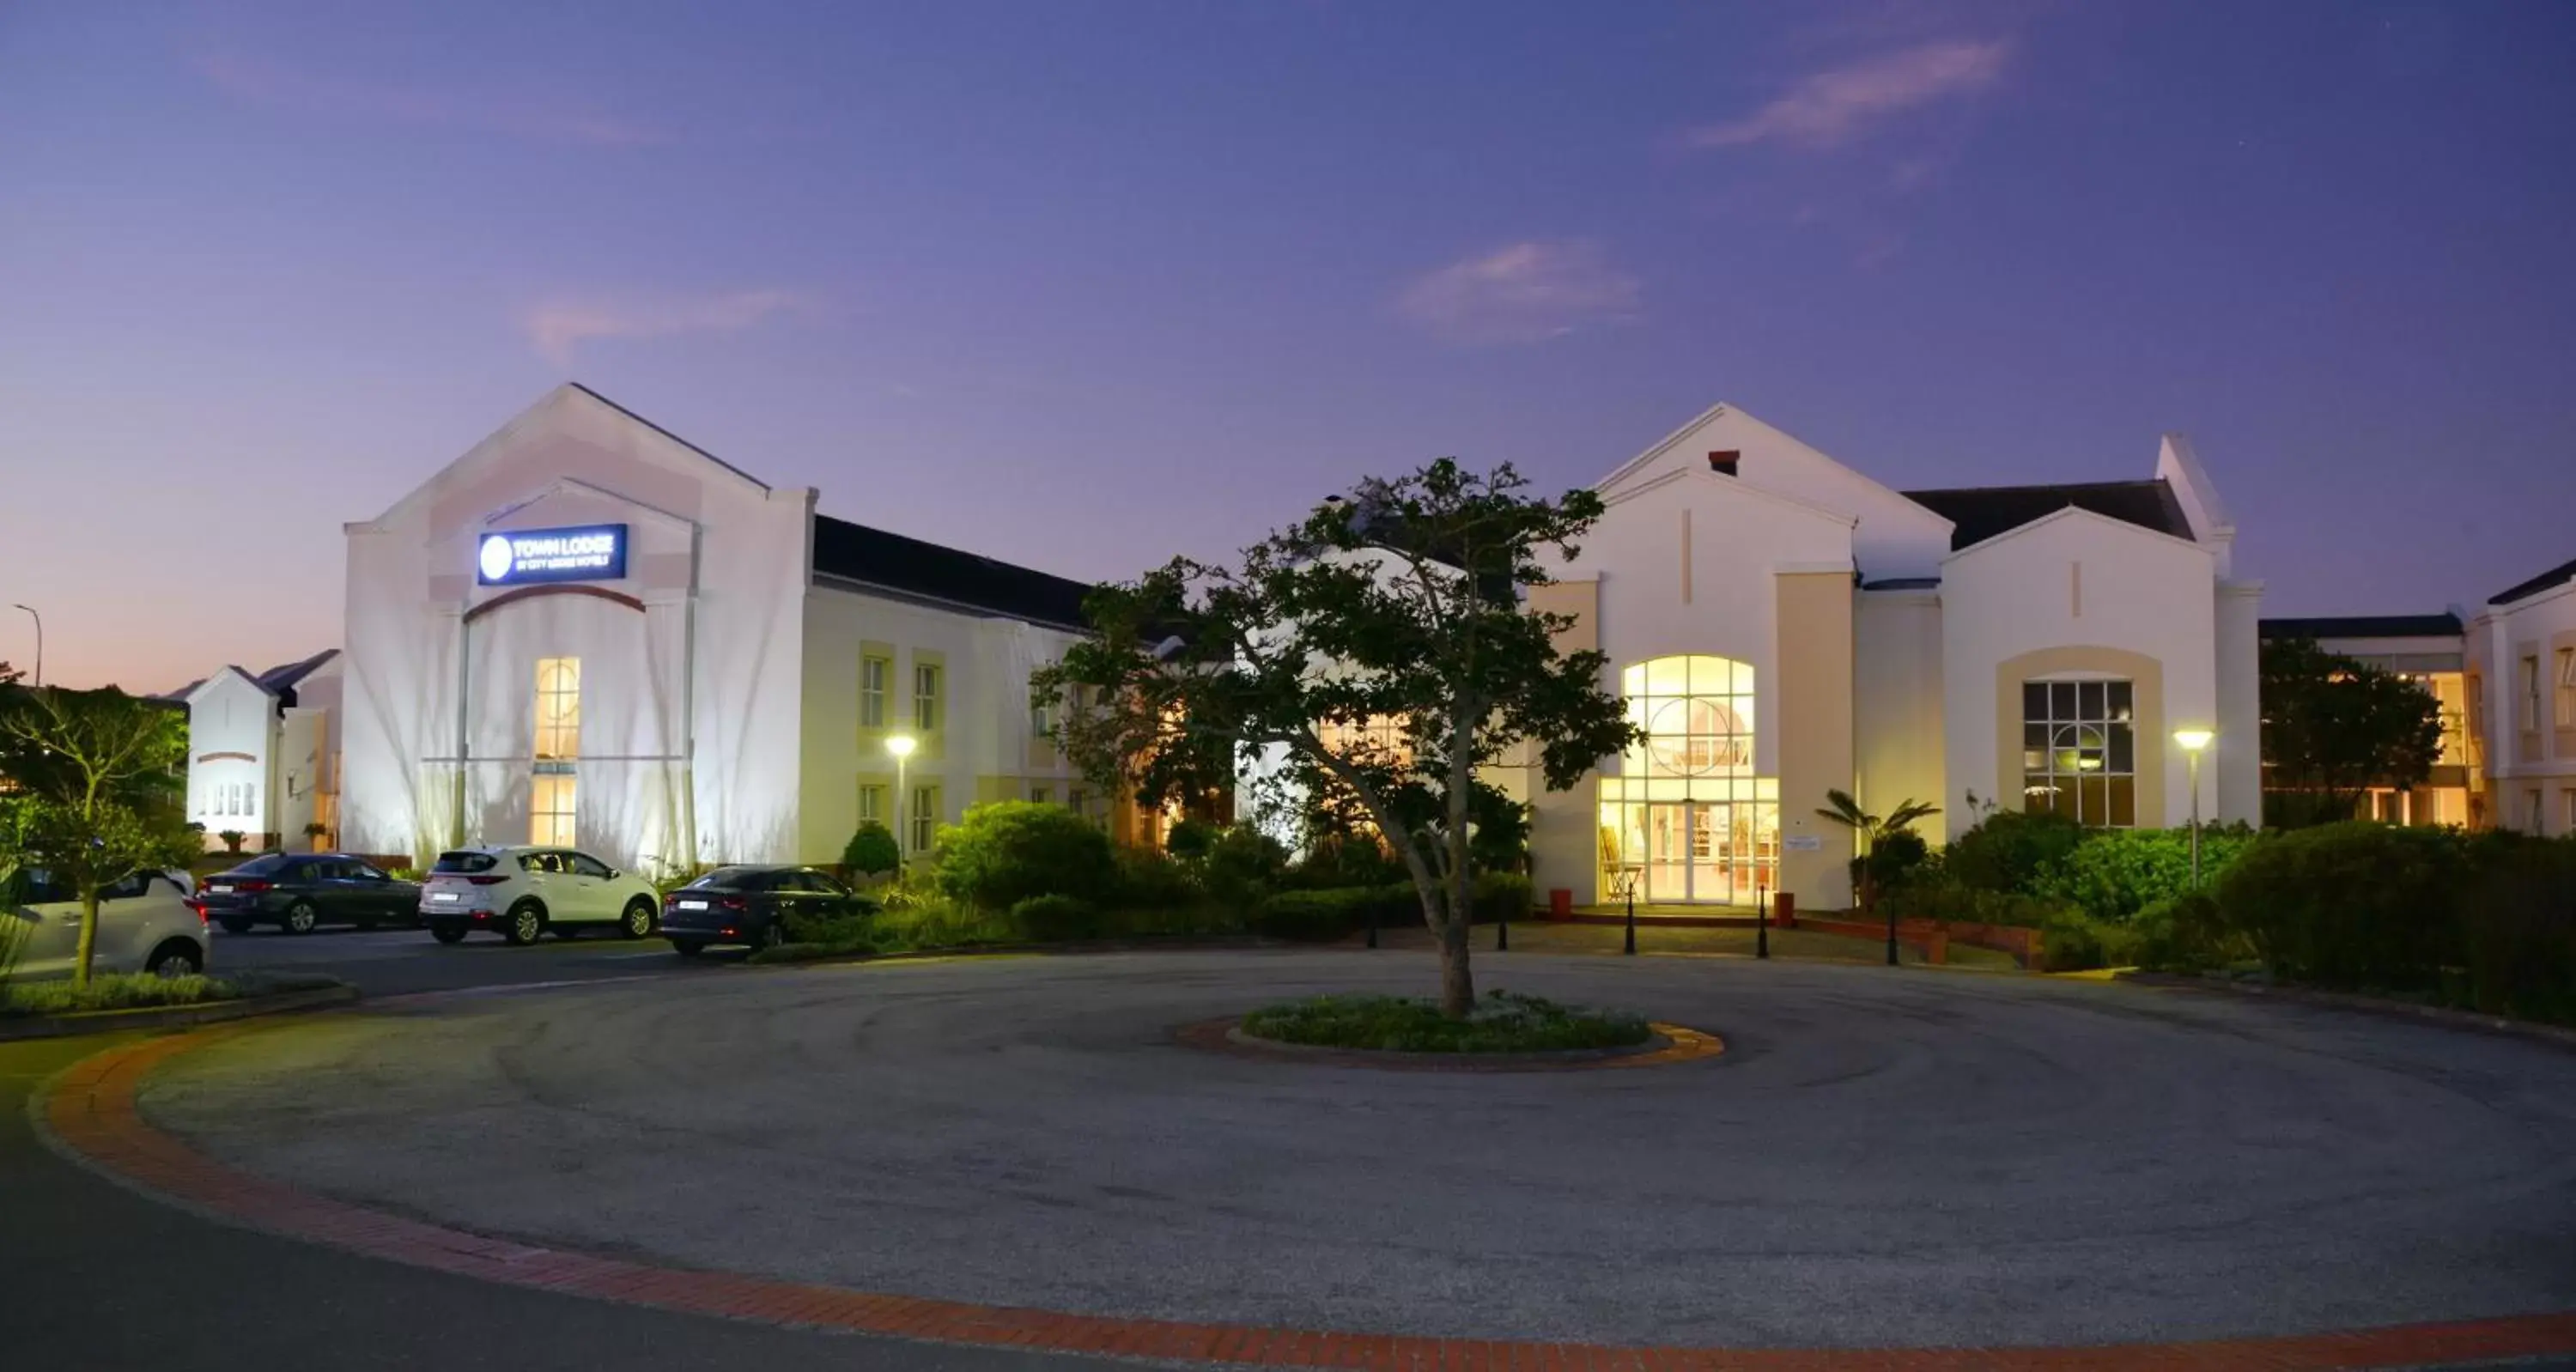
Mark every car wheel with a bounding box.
[502,902,546,946]
[429,922,467,944]
[217,917,253,935]
[757,920,791,953]
[620,900,655,939]
[282,901,319,936]
[146,940,204,977]
[670,939,706,957]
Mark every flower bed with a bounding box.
[1238,991,1650,1053]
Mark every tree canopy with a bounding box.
[0,685,197,984]
[1033,458,1638,1016]
[2259,637,2446,824]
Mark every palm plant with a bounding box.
[1814,788,1939,913]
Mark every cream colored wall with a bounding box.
[1854,589,1945,843]
[1522,578,1601,902]
[2214,582,2264,826]
[1775,571,1856,908]
[2474,580,2576,833]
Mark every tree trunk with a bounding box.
[74,891,99,988]
[1437,914,1474,1018]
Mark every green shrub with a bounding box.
[841,821,902,877]
[1112,844,1201,909]
[1162,817,1220,860]
[1199,824,1289,906]
[1862,829,1930,893]
[2458,836,2576,1023]
[871,893,1018,950]
[1945,809,2085,894]
[1473,872,1534,923]
[1468,791,1533,876]
[2,973,240,1017]
[782,898,880,946]
[2029,824,2255,923]
[1287,833,1407,889]
[1242,991,1650,1053]
[1876,880,2071,930]
[934,801,1117,911]
[1011,893,1106,942]
[2128,891,2248,974]
[2037,908,2142,972]
[1253,883,1419,940]
[2211,822,2469,991]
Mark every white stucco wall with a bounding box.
[1939,509,2221,838]
[2213,582,2264,826]
[339,385,812,870]
[185,671,276,844]
[2477,577,2576,834]
[1855,588,1947,823]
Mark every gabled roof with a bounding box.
[811,516,1093,631]
[1902,479,2192,551]
[252,648,340,695]
[2491,555,2576,607]
[2259,614,2462,641]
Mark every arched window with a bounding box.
[1599,656,1777,905]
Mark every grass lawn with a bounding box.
[1240,990,1653,1053]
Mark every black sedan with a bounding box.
[198,853,423,934]
[661,865,872,956]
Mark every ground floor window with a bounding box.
[1030,783,1052,805]
[2021,677,2136,827]
[1597,777,1779,905]
[532,772,576,847]
[910,784,939,852]
[858,783,885,825]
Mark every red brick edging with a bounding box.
[39,1025,2576,1370]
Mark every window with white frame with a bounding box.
[910,784,939,852]
[2021,678,2136,828]
[914,663,942,732]
[2556,647,2575,729]
[534,658,581,760]
[531,774,576,847]
[2526,789,2545,832]
[857,783,885,826]
[860,654,890,729]
[2522,656,2543,731]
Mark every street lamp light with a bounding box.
[885,733,918,864]
[11,604,37,688]
[2173,727,2215,886]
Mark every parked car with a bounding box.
[197,853,423,934]
[660,865,872,956]
[2,868,210,979]
[419,847,660,945]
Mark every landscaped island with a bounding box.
[1240,991,1651,1053]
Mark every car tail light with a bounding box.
[231,879,272,894]
[465,875,510,885]
[719,896,749,911]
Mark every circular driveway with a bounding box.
[138,950,2576,1349]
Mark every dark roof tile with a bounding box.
[2490,555,2576,607]
[2259,614,2462,641]
[1901,479,2193,551]
[811,515,1093,630]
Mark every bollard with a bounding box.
[1623,882,1637,956]
[1755,887,1769,960]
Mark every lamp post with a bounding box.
[11,604,37,687]
[2173,728,2215,887]
[886,733,918,865]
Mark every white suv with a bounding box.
[417,847,660,946]
[3,868,210,980]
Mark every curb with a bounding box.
[0,984,357,1042]
[2116,971,2576,1053]
[34,1021,2576,1370]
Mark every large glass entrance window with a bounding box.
[1597,655,1778,904]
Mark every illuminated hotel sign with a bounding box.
[477,524,629,586]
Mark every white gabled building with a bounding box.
[1501,404,2262,911]
[333,384,1099,874]
[2470,555,2576,836]
[180,650,343,851]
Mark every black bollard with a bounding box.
[1756,887,1769,960]
[1623,882,1637,956]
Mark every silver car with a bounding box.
[3,868,210,979]
[417,846,660,945]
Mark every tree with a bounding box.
[1034,458,1639,1017]
[841,821,902,878]
[1814,789,1939,912]
[2259,638,2445,826]
[0,687,195,986]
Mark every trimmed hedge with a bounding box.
[2210,821,2469,991]
[1251,873,1534,942]
[1010,893,1104,942]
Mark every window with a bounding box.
[2563,788,2576,835]
[2524,789,2544,833]
[535,658,581,760]
[914,663,942,732]
[2522,656,2543,731]
[568,852,612,878]
[2557,648,2575,729]
[531,775,577,847]
[857,783,885,825]
[1597,656,1778,905]
[1030,784,1052,805]
[1066,786,1088,821]
[2021,677,2136,828]
[1030,691,1054,741]
[860,654,890,729]
[910,785,939,853]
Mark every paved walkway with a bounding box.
[46,950,2576,1367]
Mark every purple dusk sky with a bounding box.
[3,1,2571,692]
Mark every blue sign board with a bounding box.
[476,524,629,586]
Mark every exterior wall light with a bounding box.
[885,734,919,863]
[2172,728,2215,886]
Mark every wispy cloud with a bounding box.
[1394,241,1640,346]
[520,289,807,367]
[1686,39,2009,151]
[196,50,661,148]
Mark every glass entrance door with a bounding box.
[1646,802,1739,904]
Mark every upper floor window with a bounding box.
[860,654,890,729]
[1620,655,1755,779]
[534,658,581,760]
[2556,648,2575,730]
[2522,655,2543,731]
[2021,678,2136,828]
[914,663,942,732]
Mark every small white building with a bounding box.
[1497,404,2262,910]
[2470,555,2576,836]
[180,650,343,851]
[333,384,1097,873]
